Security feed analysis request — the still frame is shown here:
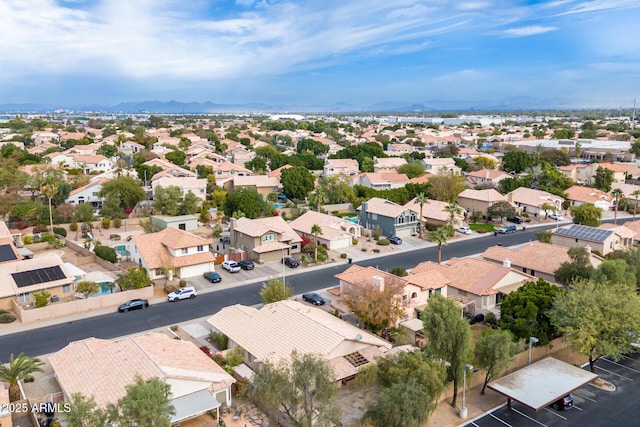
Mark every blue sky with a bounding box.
[0,0,639,108]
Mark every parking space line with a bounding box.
[573,392,597,402]
[602,357,640,373]
[543,408,567,420]
[594,365,633,381]
[489,413,513,427]
[470,422,480,427]
[572,405,582,411]
[511,408,549,427]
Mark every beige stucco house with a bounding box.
[551,224,632,256]
[289,210,360,251]
[507,187,564,217]
[230,216,302,263]
[457,188,509,217]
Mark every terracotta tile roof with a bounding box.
[482,242,573,276]
[289,210,357,241]
[72,154,110,164]
[362,172,410,183]
[131,228,213,270]
[267,164,293,178]
[458,188,507,203]
[598,162,639,174]
[467,169,510,180]
[357,197,416,217]
[564,185,610,204]
[70,178,107,196]
[233,217,301,243]
[507,187,563,207]
[599,223,637,239]
[50,333,235,408]
[405,197,459,223]
[374,157,407,167]
[622,220,640,239]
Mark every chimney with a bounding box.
[585,245,591,253]
[372,275,384,292]
[503,258,511,268]
[485,170,490,179]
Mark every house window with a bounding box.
[62,285,71,293]
[411,292,417,299]
[402,295,408,302]
[291,244,298,250]
[155,269,164,276]
[197,245,204,252]
[397,215,405,224]
[531,270,536,276]
[19,293,29,303]
[181,248,188,255]
[262,234,275,242]
[410,213,417,222]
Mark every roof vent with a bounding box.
[503,258,511,268]
[355,334,363,341]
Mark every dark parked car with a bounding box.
[203,271,222,283]
[118,299,149,313]
[388,236,403,245]
[238,259,255,270]
[551,394,573,410]
[302,292,326,306]
[282,257,299,268]
[507,216,524,224]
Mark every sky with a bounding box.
[0,0,639,109]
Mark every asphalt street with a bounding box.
[0,225,553,359]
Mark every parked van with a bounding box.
[498,224,517,234]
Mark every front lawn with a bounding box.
[469,223,496,233]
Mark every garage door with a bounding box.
[180,263,213,278]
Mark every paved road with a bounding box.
[0,225,553,359]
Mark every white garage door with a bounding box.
[326,237,351,250]
[180,263,213,278]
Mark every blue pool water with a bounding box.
[114,245,129,257]
[345,217,359,223]
[90,282,115,297]
[274,203,287,208]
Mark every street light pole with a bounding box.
[281,247,286,284]
[528,336,539,365]
[459,364,474,419]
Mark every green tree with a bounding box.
[308,188,328,212]
[611,188,624,225]
[76,280,99,298]
[502,151,533,173]
[632,189,640,220]
[539,202,558,219]
[593,166,614,192]
[330,142,385,170]
[116,268,152,290]
[318,175,355,204]
[591,259,636,288]
[550,279,640,373]
[281,166,315,200]
[106,376,175,427]
[297,138,329,156]
[499,278,563,345]
[40,178,59,235]
[248,351,341,427]
[554,247,595,287]
[343,274,405,333]
[444,202,463,226]
[74,203,94,223]
[631,139,640,157]
[415,193,428,238]
[165,150,186,166]
[539,149,571,166]
[471,156,497,171]
[427,226,454,264]
[487,201,517,223]
[397,161,426,179]
[421,293,473,407]
[311,223,323,262]
[33,290,51,308]
[153,186,181,216]
[0,353,44,402]
[389,266,408,277]
[260,276,293,304]
[67,393,107,427]
[101,193,125,219]
[570,203,603,227]
[428,174,466,203]
[474,329,516,394]
[223,188,273,219]
[99,176,146,211]
[179,190,200,215]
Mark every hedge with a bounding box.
[0,313,16,323]
[95,245,117,263]
[53,227,67,237]
[377,238,390,246]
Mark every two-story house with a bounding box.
[372,157,407,172]
[230,216,302,263]
[357,197,419,238]
[67,178,107,210]
[71,154,115,174]
[507,187,564,217]
[422,158,461,175]
[466,169,512,187]
[289,210,361,250]
[130,227,215,279]
[224,175,280,200]
[457,188,509,217]
[323,158,360,177]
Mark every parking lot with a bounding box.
[462,352,640,427]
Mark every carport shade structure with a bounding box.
[488,357,598,411]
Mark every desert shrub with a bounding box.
[113,217,122,228]
[69,222,78,232]
[164,284,179,294]
[33,224,49,233]
[225,347,244,367]
[377,238,390,246]
[22,235,33,245]
[340,253,347,259]
[209,332,229,350]
[372,248,380,253]
[95,245,117,263]
[102,218,111,229]
[179,279,187,287]
[352,238,359,245]
[53,227,67,237]
[0,313,16,323]
[485,312,498,327]
[34,290,51,308]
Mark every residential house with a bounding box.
[564,185,611,211]
[422,158,461,175]
[50,333,235,424]
[67,178,107,209]
[611,182,640,209]
[207,300,392,382]
[66,143,101,156]
[224,175,279,199]
[354,172,410,190]
[230,216,302,263]
[457,188,509,217]
[130,227,215,279]
[551,224,630,256]
[558,163,597,185]
[597,162,640,183]
[150,214,199,232]
[507,187,564,217]
[598,223,637,249]
[357,198,419,238]
[46,152,75,168]
[412,257,536,312]
[71,154,115,174]
[267,164,293,180]
[289,210,360,250]
[152,176,207,202]
[619,220,640,244]
[404,197,464,227]
[323,159,359,177]
[385,143,414,156]
[331,265,449,325]
[482,241,602,284]
[373,157,407,172]
[466,169,512,187]
[32,130,59,145]
[118,141,145,156]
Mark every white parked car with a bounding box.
[221,260,241,273]
[167,287,197,302]
[456,226,472,235]
[549,213,564,221]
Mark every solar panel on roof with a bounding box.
[0,244,17,262]
[11,266,67,288]
[554,224,612,243]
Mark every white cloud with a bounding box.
[555,0,639,16]
[502,25,558,37]
[456,2,489,11]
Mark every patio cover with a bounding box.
[170,389,220,423]
[488,357,598,411]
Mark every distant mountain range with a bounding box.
[0,97,605,114]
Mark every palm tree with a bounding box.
[308,188,328,212]
[0,353,44,402]
[415,192,429,239]
[632,190,640,221]
[444,202,463,227]
[427,226,453,264]
[40,179,59,236]
[611,188,624,225]
[311,224,323,262]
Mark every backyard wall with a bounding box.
[11,286,154,323]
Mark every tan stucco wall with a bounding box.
[550,234,613,255]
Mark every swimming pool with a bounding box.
[113,245,129,257]
[90,282,116,297]
[274,203,287,208]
